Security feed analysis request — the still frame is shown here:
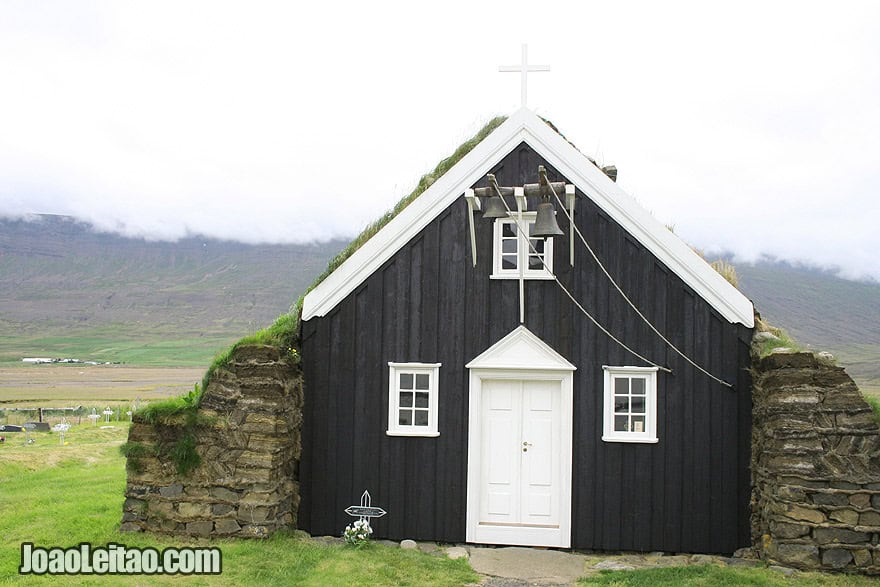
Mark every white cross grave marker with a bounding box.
[499,43,550,108]
[345,490,387,525]
[53,419,70,445]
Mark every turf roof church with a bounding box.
[297,60,755,553]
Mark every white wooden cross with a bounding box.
[499,44,550,108]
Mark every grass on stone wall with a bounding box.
[864,395,880,425]
[196,116,508,396]
[753,315,804,357]
[127,383,212,476]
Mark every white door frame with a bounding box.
[466,368,573,547]
[465,326,575,547]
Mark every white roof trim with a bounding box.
[466,325,576,371]
[302,108,754,327]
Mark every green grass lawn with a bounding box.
[1,424,877,586]
[0,424,477,586]
[578,564,880,585]
[0,328,238,367]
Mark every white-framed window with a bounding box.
[386,362,441,437]
[491,213,555,279]
[602,366,659,443]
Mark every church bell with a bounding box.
[481,195,509,219]
[531,201,564,237]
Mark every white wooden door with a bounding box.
[474,378,565,545]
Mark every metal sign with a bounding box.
[345,490,386,522]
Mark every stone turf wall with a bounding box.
[121,344,302,538]
[751,351,880,573]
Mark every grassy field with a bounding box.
[578,565,880,586]
[0,366,203,410]
[0,327,240,368]
[0,423,478,586]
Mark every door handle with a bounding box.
[522,441,533,452]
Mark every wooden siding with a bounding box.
[299,143,753,553]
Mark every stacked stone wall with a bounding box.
[120,344,302,538]
[752,351,880,573]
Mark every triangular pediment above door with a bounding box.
[466,326,576,371]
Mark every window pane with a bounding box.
[415,374,429,390]
[631,378,646,395]
[528,255,544,270]
[400,373,413,389]
[415,391,429,408]
[614,377,629,395]
[614,415,629,432]
[530,239,544,254]
[399,410,412,426]
[502,254,517,269]
[631,416,646,433]
[399,391,413,408]
[614,396,629,413]
[414,410,429,426]
[631,397,646,414]
[502,239,517,254]
[502,223,516,237]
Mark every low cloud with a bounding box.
[1,1,878,281]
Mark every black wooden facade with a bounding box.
[298,142,753,554]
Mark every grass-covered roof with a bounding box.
[200,114,509,389]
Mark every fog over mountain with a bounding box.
[1,2,878,281]
[2,215,877,395]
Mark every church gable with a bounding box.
[302,108,753,327]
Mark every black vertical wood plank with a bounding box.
[332,302,356,536]
[704,315,723,552]
[298,322,316,531]
[386,245,412,539]
[413,218,441,539]
[354,278,387,536]
[440,204,468,541]
[736,331,754,548]
[379,261,398,538]
[718,321,736,552]
[679,290,696,551]
[589,212,608,547]
[661,271,684,552]
[409,238,423,357]
[308,312,333,534]
[580,199,601,550]
[688,302,711,552]
[620,239,638,550]
[649,262,669,549]
[320,312,348,534]
[435,213,452,541]
[352,287,370,496]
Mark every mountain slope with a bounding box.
[0,215,345,364]
[735,260,880,393]
[1,215,877,394]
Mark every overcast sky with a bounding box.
[1,1,878,281]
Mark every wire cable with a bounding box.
[544,181,734,389]
[488,180,672,374]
